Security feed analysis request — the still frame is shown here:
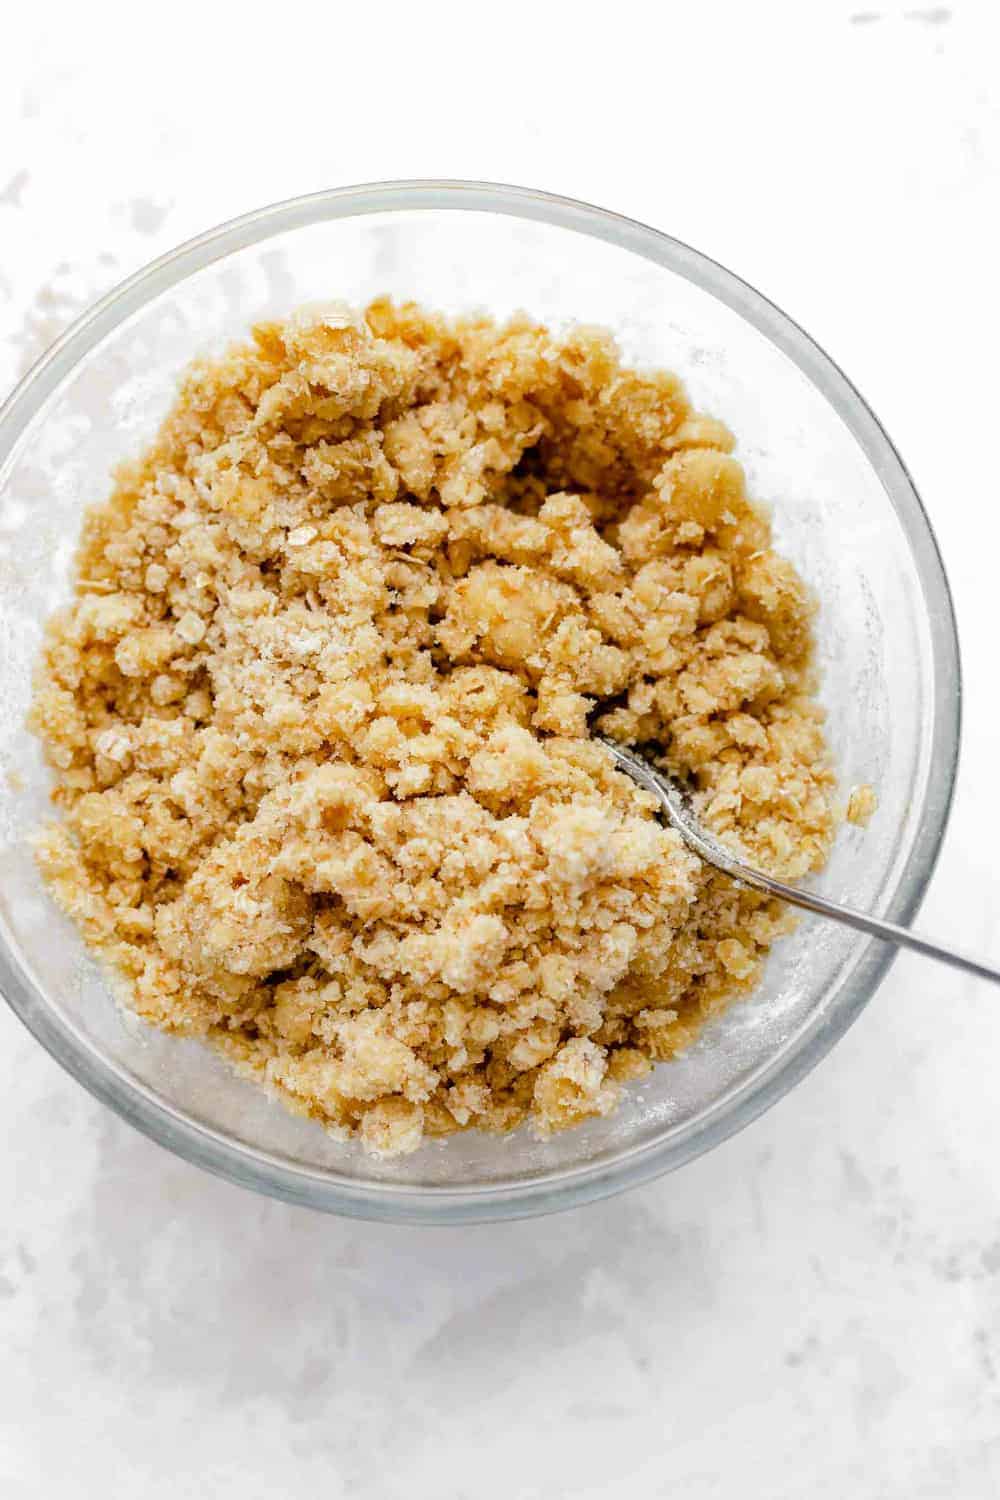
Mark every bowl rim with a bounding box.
[0,178,962,1224]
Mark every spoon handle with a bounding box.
[599,739,1000,986]
[733,866,1000,986]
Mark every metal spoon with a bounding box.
[602,738,1000,986]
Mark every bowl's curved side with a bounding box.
[0,181,961,1222]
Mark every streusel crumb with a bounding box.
[846,783,877,827]
[30,300,837,1155]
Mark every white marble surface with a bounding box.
[2,2,1000,1494]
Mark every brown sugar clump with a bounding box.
[29,300,837,1155]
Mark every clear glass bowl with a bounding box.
[0,181,960,1223]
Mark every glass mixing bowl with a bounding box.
[0,181,960,1223]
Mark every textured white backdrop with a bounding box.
[2,2,999,1496]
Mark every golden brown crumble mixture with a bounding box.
[30,300,838,1156]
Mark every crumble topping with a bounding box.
[30,300,836,1155]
